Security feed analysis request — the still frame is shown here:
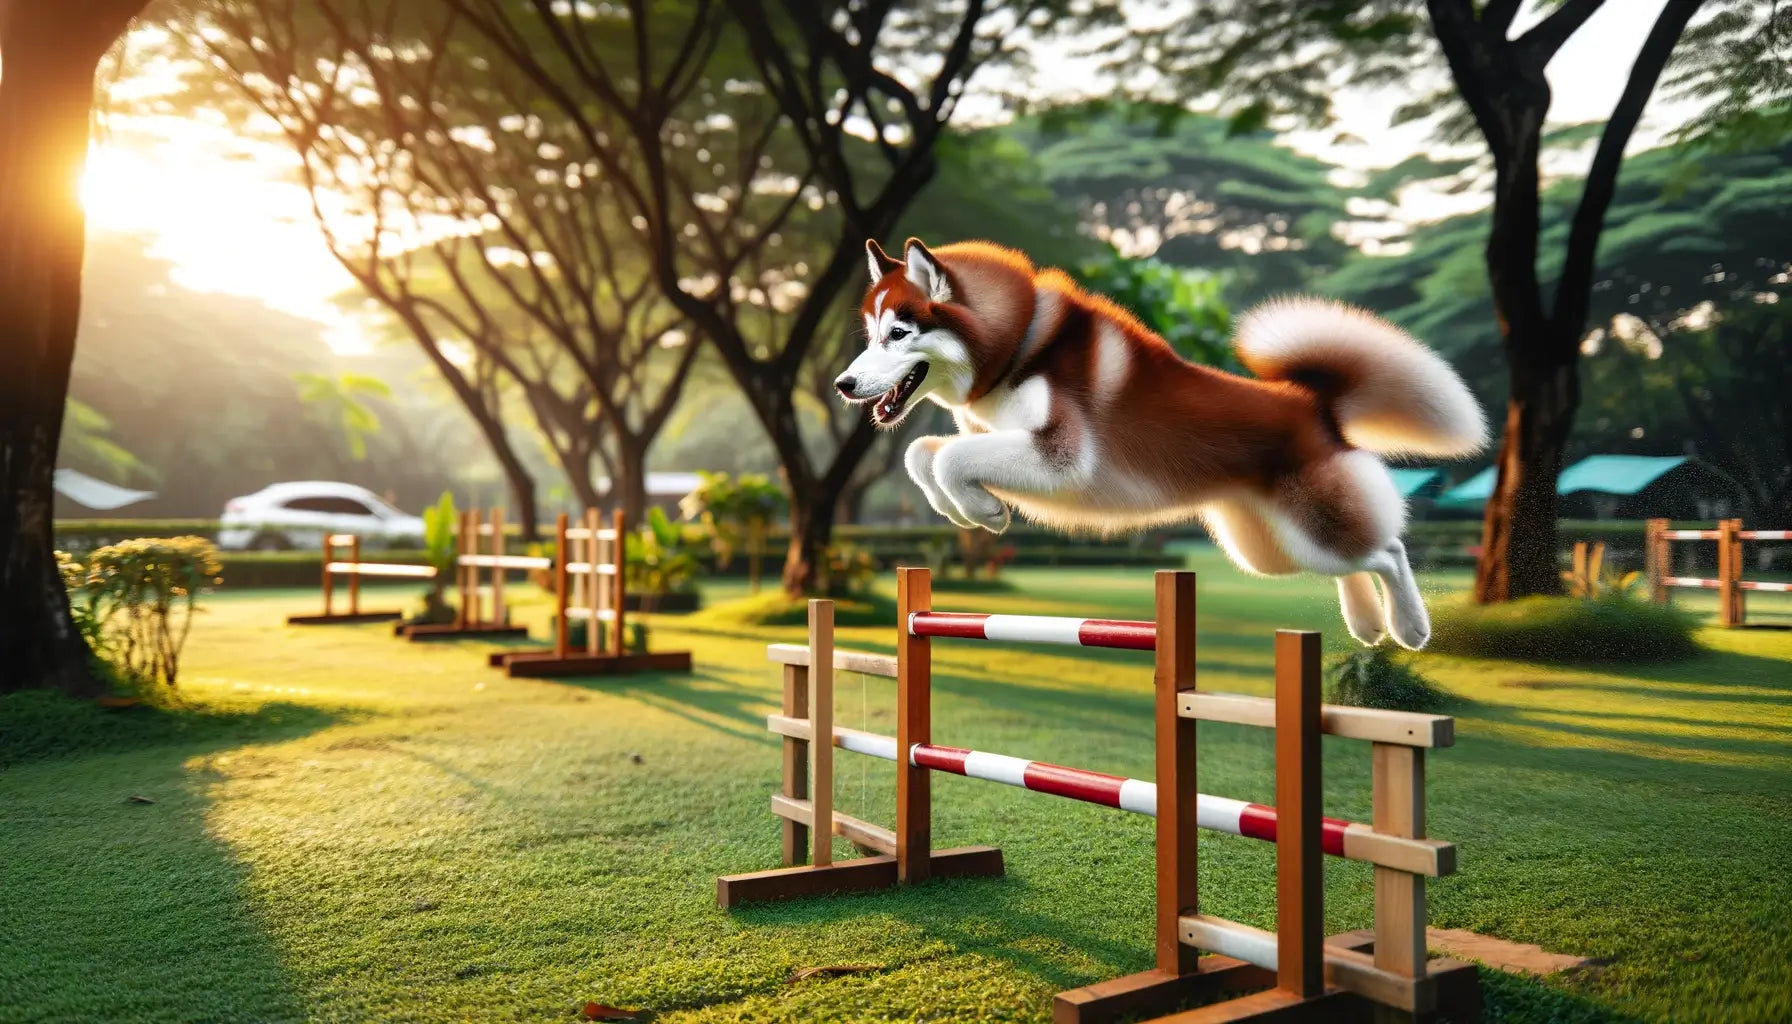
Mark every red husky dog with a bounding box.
[836,238,1486,649]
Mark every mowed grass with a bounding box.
[3,548,1789,1023]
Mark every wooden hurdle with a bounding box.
[401,507,537,641]
[286,533,435,625]
[717,568,1481,1024]
[487,509,692,678]
[1646,518,1792,627]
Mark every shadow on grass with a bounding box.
[0,691,342,1023]
[543,667,775,744]
[0,690,342,769]
[732,871,1147,994]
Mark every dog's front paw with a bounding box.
[952,488,1011,534]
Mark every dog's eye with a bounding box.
[887,326,910,341]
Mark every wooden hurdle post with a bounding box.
[489,507,692,678]
[288,533,431,625]
[1719,518,1743,627]
[402,507,532,641]
[1645,519,1669,604]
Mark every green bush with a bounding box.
[1428,592,1702,664]
[63,537,222,691]
[1325,648,1447,712]
[691,590,897,628]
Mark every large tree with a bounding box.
[0,0,150,695]
[1110,0,1776,601]
[168,0,707,527]
[452,0,1085,593]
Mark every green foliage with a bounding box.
[1076,251,1234,366]
[421,491,459,577]
[1014,109,1359,300]
[1428,592,1702,665]
[1324,647,1446,712]
[65,537,223,690]
[59,399,153,484]
[681,472,789,593]
[818,542,878,599]
[625,508,702,606]
[294,372,391,462]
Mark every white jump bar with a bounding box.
[323,562,437,578]
[458,554,553,569]
[565,562,618,575]
[563,607,618,621]
[564,528,619,541]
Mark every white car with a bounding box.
[218,481,427,551]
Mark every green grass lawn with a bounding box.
[4,548,1789,1023]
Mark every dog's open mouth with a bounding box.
[872,363,928,425]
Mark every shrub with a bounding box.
[818,541,878,598]
[1325,647,1447,712]
[1428,591,1701,664]
[75,536,222,690]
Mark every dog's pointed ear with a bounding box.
[904,237,952,303]
[865,239,901,284]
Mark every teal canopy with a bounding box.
[1434,455,1692,511]
[1388,468,1444,499]
[1435,467,1495,510]
[1557,455,1689,496]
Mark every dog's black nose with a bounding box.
[835,375,857,396]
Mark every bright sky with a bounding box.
[75,1,1704,354]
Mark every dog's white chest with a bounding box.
[961,376,1051,433]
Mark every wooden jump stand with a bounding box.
[487,509,692,678]
[1646,518,1792,627]
[718,568,1481,1023]
[286,533,435,625]
[402,507,534,641]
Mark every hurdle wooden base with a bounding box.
[401,621,530,641]
[1057,944,1480,1024]
[287,610,404,626]
[491,649,693,677]
[717,846,1004,909]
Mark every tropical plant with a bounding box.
[1561,542,1644,601]
[415,491,459,625]
[294,372,391,463]
[627,507,701,613]
[681,472,789,594]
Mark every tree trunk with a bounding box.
[781,480,844,598]
[0,3,146,696]
[610,439,649,525]
[1473,338,1580,602]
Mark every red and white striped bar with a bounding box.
[1740,531,1792,541]
[1740,580,1792,593]
[908,611,1156,651]
[1663,576,1722,589]
[908,743,1352,856]
[1661,530,1722,540]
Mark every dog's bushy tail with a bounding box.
[1233,298,1487,458]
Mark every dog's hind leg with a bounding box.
[1337,572,1388,646]
[1363,538,1429,650]
[1199,500,1299,576]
